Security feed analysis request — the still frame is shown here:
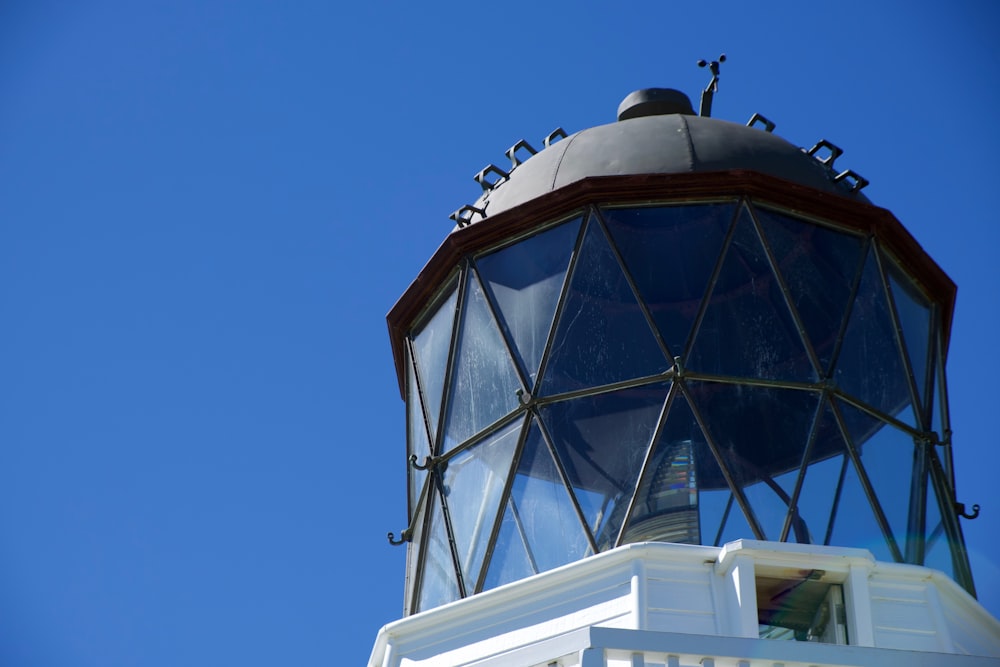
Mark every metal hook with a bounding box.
[387,528,412,546]
[409,454,435,471]
[956,502,981,520]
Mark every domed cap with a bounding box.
[461,90,869,225]
[617,88,696,120]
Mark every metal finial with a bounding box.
[697,54,726,117]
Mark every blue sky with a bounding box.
[0,2,997,665]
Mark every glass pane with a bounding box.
[834,247,916,425]
[440,418,522,590]
[791,400,851,545]
[416,487,461,612]
[442,270,523,452]
[407,357,432,520]
[837,400,911,561]
[481,497,537,591]
[686,381,819,541]
[483,418,592,590]
[404,492,426,614]
[923,457,956,579]
[754,207,864,375]
[476,217,582,385]
[688,206,815,382]
[539,382,669,551]
[625,390,755,547]
[601,203,735,359]
[540,215,668,396]
[411,281,459,449]
[885,257,933,421]
[826,453,895,563]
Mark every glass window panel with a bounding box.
[483,418,592,590]
[540,215,668,396]
[743,468,800,544]
[885,257,933,420]
[410,281,459,449]
[407,357,432,521]
[826,454,895,563]
[753,207,865,375]
[404,493,427,614]
[923,457,956,580]
[440,418,522,590]
[688,206,815,382]
[481,497,537,591]
[790,400,851,545]
[442,270,523,452]
[601,203,735,359]
[687,381,819,494]
[539,382,669,551]
[416,487,461,612]
[836,400,912,560]
[624,390,755,547]
[476,217,582,385]
[834,248,916,425]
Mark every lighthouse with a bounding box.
[369,65,1000,666]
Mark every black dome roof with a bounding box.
[465,91,869,225]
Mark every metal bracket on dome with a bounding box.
[834,169,870,192]
[807,139,844,167]
[747,113,776,133]
[956,502,981,520]
[697,53,726,117]
[543,127,567,148]
[506,139,538,170]
[449,204,487,227]
[387,527,413,546]
[474,164,509,192]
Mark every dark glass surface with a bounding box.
[688,206,815,382]
[601,203,735,359]
[482,418,593,590]
[826,454,895,563]
[406,357,432,521]
[686,381,820,489]
[886,259,933,419]
[442,270,523,453]
[539,383,668,549]
[416,490,461,612]
[540,215,668,396]
[754,208,864,376]
[788,401,849,544]
[440,418,522,590]
[834,247,915,425]
[476,217,582,385]
[410,281,459,448]
[837,400,911,558]
[922,459,955,579]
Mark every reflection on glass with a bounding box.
[837,400,911,556]
[539,383,668,549]
[407,358,432,521]
[410,282,459,449]
[440,418,522,589]
[886,259,933,418]
[483,419,592,591]
[541,215,668,395]
[416,491,461,612]
[602,203,735,359]
[476,217,582,385]
[442,270,523,453]
[834,248,915,425]
[754,207,864,376]
[688,207,815,382]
